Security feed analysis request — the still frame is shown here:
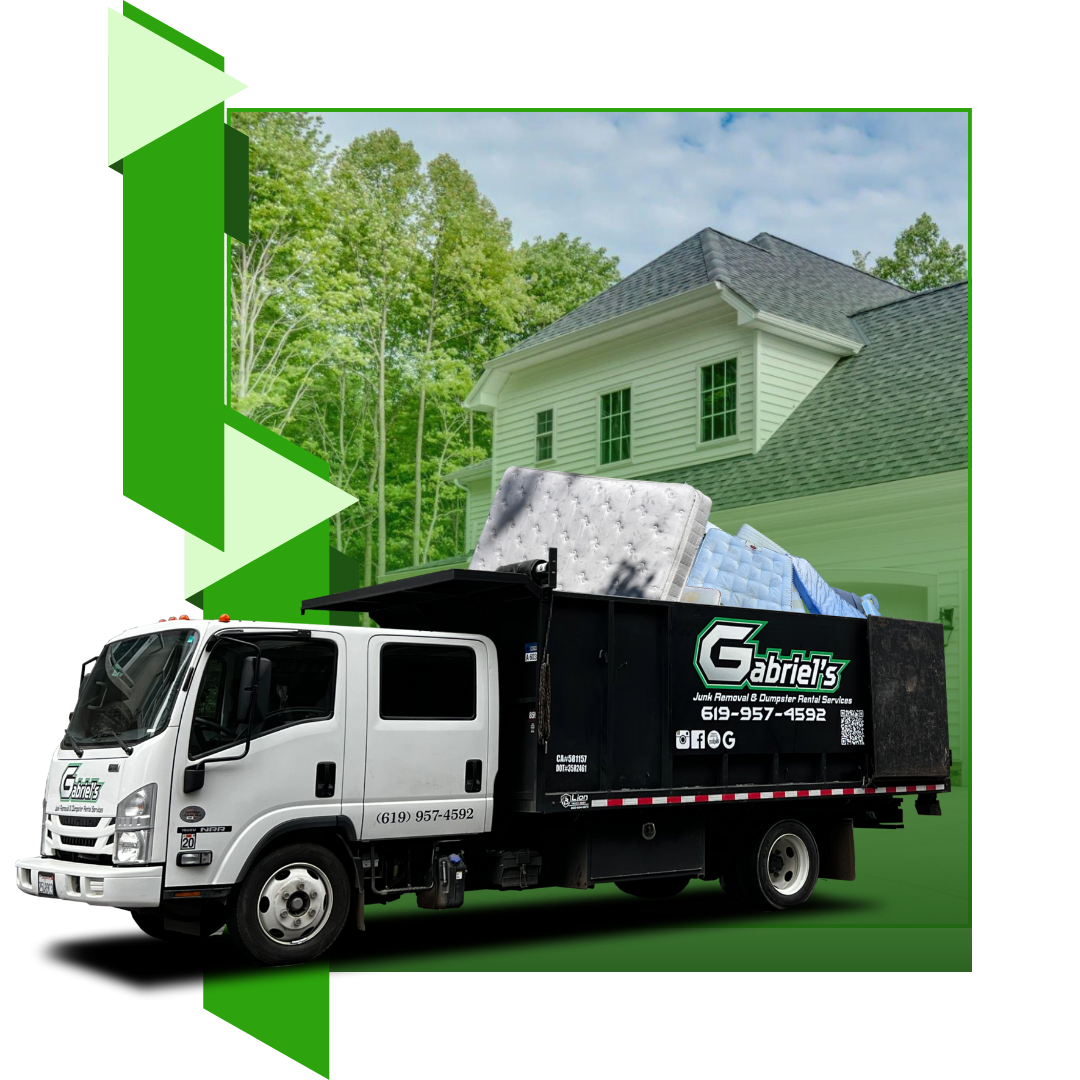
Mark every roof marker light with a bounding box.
[168,616,177,621]
[179,615,190,621]
[219,614,231,623]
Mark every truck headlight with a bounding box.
[114,784,156,865]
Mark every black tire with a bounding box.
[739,819,819,910]
[131,909,182,942]
[228,842,351,966]
[615,876,690,899]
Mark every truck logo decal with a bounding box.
[559,793,589,809]
[59,763,103,802]
[694,618,849,694]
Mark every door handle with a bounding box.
[315,761,336,798]
[465,759,482,793]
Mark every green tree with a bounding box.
[231,121,624,579]
[409,155,525,564]
[508,233,621,345]
[853,213,967,291]
[229,112,335,428]
[331,130,425,584]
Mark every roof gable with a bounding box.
[501,228,910,356]
[645,281,969,507]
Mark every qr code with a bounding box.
[840,709,865,746]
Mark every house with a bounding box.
[383,228,969,783]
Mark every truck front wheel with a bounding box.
[228,842,351,966]
[740,819,819,910]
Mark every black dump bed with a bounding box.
[304,570,950,813]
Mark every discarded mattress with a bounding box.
[734,524,880,618]
[685,524,794,610]
[469,467,712,601]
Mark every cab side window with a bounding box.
[189,637,337,758]
[380,643,476,720]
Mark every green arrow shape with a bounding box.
[108,7,246,165]
[185,424,358,597]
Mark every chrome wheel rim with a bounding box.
[256,862,334,946]
[766,833,809,896]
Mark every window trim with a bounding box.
[378,640,479,722]
[695,354,747,447]
[597,384,633,467]
[187,633,340,760]
[535,407,555,465]
[698,356,739,445]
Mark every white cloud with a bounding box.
[315,110,968,274]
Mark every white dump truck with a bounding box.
[16,557,949,965]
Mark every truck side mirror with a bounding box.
[183,763,205,793]
[236,657,272,722]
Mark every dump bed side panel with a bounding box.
[866,617,950,781]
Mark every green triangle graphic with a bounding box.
[108,7,246,165]
[184,424,358,597]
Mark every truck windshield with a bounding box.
[65,629,200,749]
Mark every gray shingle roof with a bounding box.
[502,228,909,355]
[644,281,969,508]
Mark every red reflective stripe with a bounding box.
[609,798,623,807]
[696,794,709,802]
[638,797,653,805]
[797,790,810,798]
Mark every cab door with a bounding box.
[362,634,494,840]
[166,630,346,889]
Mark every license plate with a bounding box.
[38,872,55,897]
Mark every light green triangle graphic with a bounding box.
[108,7,247,165]
[185,425,358,597]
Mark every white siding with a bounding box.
[492,300,756,481]
[755,331,838,451]
[464,473,492,550]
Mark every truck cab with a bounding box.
[16,617,498,964]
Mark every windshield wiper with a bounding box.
[63,730,85,758]
[112,731,134,756]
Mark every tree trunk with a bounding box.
[377,302,388,581]
[413,260,439,567]
[412,380,425,566]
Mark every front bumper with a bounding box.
[15,856,162,908]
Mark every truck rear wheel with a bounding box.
[615,876,690,899]
[740,819,819,910]
[228,842,351,966]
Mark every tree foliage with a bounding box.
[853,213,967,291]
[229,114,621,579]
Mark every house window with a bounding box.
[600,388,631,464]
[536,409,554,462]
[701,359,737,441]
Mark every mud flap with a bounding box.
[816,817,856,881]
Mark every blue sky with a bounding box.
[315,111,968,276]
